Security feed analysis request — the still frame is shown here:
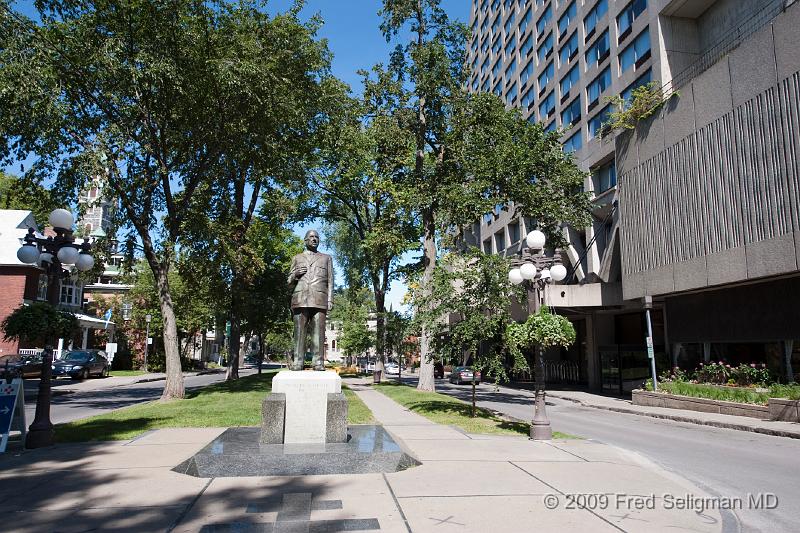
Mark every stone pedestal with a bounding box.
[265,371,346,444]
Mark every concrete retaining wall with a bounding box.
[632,390,770,419]
[769,398,800,422]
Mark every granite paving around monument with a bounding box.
[173,425,420,477]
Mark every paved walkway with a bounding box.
[0,380,733,532]
[538,389,800,440]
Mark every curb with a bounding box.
[546,392,800,440]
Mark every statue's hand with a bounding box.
[294,266,307,278]
[327,301,333,311]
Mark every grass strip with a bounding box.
[56,371,374,442]
[109,370,148,377]
[374,382,578,439]
[343,384,374,424]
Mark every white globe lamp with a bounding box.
[526,230,546,250]
[75,253,95,272]
[17,245,40,264]
[508,268,524,285]
[540,268,551,280]
[57,245,80,265]
[48,208,74,230]
[520,262,537,280]
[550,264,568,282]
[39,252,54,264]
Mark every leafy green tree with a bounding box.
[0,171,61,227]
[2,302,78,347]
[378,0,590,391]
[329,289,375,367]
[0,0,330,398]
[310,75,419,374]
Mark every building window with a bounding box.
[559,32,578,67]
[37,274,48,301]
[537,33,553,63]
[483,238,492,253]
[592,160,617,192]
[522,85,535,109]
[509,221,520,244]
[563,130,583,153]
[481,37,490,53]
[59,279,83,307]
[505,81,518,103]
[544,120,557,132]
[560,64,580,99]
[539,91,556,119]
[520,34,533,57]
[481,77,491,92]
[505,57,517,78]
[536,5,552,34]
[584,29,609,69]
[538,61,554,94]
[519,7,532,34]
[584,0,608,40]
[492,36,502,55]
[617,0,646,42]
[619,28,650,74]
[493,80,502,96]
[588,104,611,138]
[557,1,576,37]
[586,66,611,108]
[561,97,581,127]
[505,35,517,58]
[492,13,502,35]
[521,58,534,84]
[471,76,480,91]
[495,231,506,252]
[621,68,652,104]
[504,11,515,36]
[332,339,336,350]
[492,58,502,78]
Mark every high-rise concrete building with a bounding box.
[467,0,800,392]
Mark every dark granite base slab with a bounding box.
[173,425,420,477]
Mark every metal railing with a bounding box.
[512,360,581,384]
[661,0,788,98]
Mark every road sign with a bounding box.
[1,379,25,453]
[646,336,655,359]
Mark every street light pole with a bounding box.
[16,209,95,449]
[509,230,568,441]
[144,314,152,372]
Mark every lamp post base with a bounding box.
[530,389,553,441]
[25,425,55,449]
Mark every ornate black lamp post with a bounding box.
[16,208,95,448]
[508,230,567,441]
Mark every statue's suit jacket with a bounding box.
[288,251,334,311]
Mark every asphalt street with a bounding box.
[22,368,257,425]
[398,375,800,533]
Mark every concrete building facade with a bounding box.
[467,0,800,392]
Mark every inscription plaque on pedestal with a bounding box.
[271,371,342,444]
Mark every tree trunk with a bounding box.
[153,264,185,400]
[417,210,437,392]
[226,277,242,380]
[373,284,386,374]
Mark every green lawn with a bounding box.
[374,382,578,439]
[56,371,374,442]
[343,384,374,424]
[109,370,148,377]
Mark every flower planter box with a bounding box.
[632,390,769,419]
[768,398,800,422]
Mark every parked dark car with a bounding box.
[449,366,481,385]
[0,354,44,378]
[53,350,110,380]
[434,361,444,379]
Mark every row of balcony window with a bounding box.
[470,0,648,87]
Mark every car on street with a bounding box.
[434,361,444,379]
[53,350,110,380]
[0,353,44,378]
[384,363,401,375]
[449,366,481,385]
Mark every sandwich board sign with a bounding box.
[0,379,26,453]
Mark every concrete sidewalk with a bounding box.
[0,381,732,533]
[541,389,800,440]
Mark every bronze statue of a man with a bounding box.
[287,230,333,371]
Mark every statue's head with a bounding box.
[304,230,320,252]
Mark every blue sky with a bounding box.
[7,0,472,311]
